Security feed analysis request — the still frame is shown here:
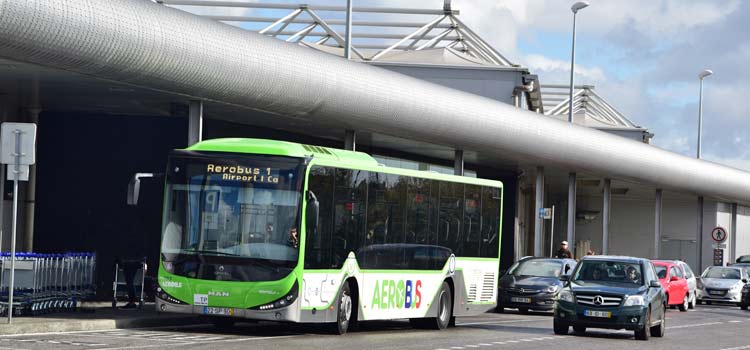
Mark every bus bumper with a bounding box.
[156,296,301,322]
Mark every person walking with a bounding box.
[554,241,573,259]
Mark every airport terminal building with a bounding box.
[0,0,749,293]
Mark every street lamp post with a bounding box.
[568,1,589,123]
[697,69,713,159]
[566,1,588,255]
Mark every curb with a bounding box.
[0,313,202,335]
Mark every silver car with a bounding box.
[697,266,749,305]
[676,261,698,309]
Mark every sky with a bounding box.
[176,0,750,171]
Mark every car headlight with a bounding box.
[623,295,645,306]
[558,290,574,303]
[547,285,560,294]
[697,280,704,289]
[732,283,743,291]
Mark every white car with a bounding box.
[676,261,698,309]
[697,266,749,305]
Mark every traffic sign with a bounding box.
[538,208,552,219]
[711,226,727,243]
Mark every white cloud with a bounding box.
[524,54,606,83]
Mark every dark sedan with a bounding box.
[497,257,577,313]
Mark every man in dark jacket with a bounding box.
[555,241,573,259]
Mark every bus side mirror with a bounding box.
[127,173,159,206]
[306,190,320,231]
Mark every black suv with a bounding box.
[554,256,667,341]
[497,257,576,313]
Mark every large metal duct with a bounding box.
[0,0,749,203]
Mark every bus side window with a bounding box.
[463,185,482,257]
[332,168,367,268]
[304,166,333,269]
[480,186,500,258]
[438,181,463,254]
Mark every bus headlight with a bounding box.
[156,287,187,305]
[250,281,299,311]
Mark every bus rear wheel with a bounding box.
[410,282,453,330]
[333,281,353,335]
[432,282,453,330]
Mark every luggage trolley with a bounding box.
[112,257,147,308]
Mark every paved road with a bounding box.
[1,305,749,350]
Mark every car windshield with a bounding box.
[655,266,667,279]
[573,260,643,285]
[509,260,562,278]
[702,267,741,280]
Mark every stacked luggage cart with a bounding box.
[0,252,96,316]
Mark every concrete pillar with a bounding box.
[534,166,544,257]
[567,172,576,250]
[344,130,356,151]
[654,189,662,259]
[454,150,464,176]
[188,100,203,146]
[731,203,738,263]
[698,196,704,269]
[23,76,41,252]
[602,178,611,255]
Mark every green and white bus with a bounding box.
[155,138,503,334]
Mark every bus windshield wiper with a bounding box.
[181,249,240,257]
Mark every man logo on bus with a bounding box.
[371,279,422,310]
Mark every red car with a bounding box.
[654,260,689,311]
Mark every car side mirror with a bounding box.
[670,275,679,282]
[650,280,661,288]
[559,275,570,282]
[743,279,748,284]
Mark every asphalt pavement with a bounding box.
[0,305,748,350]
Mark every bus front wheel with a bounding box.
[333,281,353,335]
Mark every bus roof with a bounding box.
[186,138,378,167]
[186,138,503,188]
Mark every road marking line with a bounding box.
[465,345,480,348]
[506,340,519,343]
[492,342,506,345]
[450,347,464,349]
[458,319,545,326]
[668,321,723,329]
[719,345,750,350]
[477,343,493,346]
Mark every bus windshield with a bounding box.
[160,152,305,280]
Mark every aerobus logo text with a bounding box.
[371,279,422,310]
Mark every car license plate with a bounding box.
[511,297,532,303]
[710,290,725,295]
[204,307,234,316]
[584,310,611,318]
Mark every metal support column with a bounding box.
[602,178,611,255]
[654,189,662,259]
[534,166,544,257]
[344,0,353,60]
[567,172,576,250]
[344,129,356,151]
[731,203,738,263]
[698,196,704,269]
[454,150,464,176]
[188,100,203,146]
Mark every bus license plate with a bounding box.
[204,307,234,316]
[584,310,611,318]
[511,297,532,303]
